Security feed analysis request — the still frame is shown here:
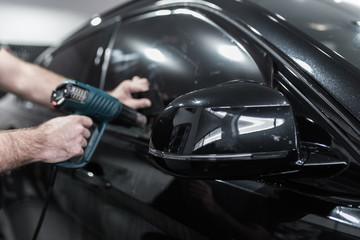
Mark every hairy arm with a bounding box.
[0,49,151,109]
[0,49,66,108]
[0,128,40,172]
[0,50,150,172]
[0,115,92,173]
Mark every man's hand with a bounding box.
[33,115,93,163]
[0,115,93,172]
[108,76,152,109]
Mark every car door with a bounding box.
[49,5,276,240]
[93,4,360,240]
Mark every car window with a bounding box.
[41,25,114,86]
[103,8,271,137]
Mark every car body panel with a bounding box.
[1,0,360,239]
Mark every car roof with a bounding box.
[250,0,360,72]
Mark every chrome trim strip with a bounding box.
[148,148,290,161]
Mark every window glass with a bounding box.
[104,10,267,103]
[42,26,113,86]
[104,9,270,138]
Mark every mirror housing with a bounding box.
[149,80,302,179]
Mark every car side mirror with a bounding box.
[148,80,303,179]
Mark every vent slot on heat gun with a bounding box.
[69,85,90,103]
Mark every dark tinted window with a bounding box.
[104,9,268,104]
[42,25,114,86]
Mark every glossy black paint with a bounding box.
[149,80,300,178]
[1,0,360,239]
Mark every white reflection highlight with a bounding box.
[193,99,202,104]
[354,21,360,26]
[309,23,331,31]
[90,17,102,26]
[275,14,286,21]
[237,116,285,135]
[249,26,262,36]
[218,45,244,61]
[205,108,227,119]
[144,48,166,62]
[329,206,360,227]
[173,8,207,21]
[267,15,279,23]
[305,117,315,123]
[338,211,360,224]
[194,127,222,151]
[294,58,313,73]
[155,10,171,16]
[334,0,360,7]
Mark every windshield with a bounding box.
[250,0,360,70]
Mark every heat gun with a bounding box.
[50,79,147,169]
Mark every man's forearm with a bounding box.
[0,115,93,173]
[0,128,42,173]
[0,49,66,107]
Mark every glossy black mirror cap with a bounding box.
[149,80,302,179]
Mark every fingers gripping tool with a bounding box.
[50,80,146,169]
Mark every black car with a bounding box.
[1,0,360,239]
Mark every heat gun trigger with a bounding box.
[50,80,147,169]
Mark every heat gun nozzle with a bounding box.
[111,105,147,128]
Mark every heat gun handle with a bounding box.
[56,122,108,169]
